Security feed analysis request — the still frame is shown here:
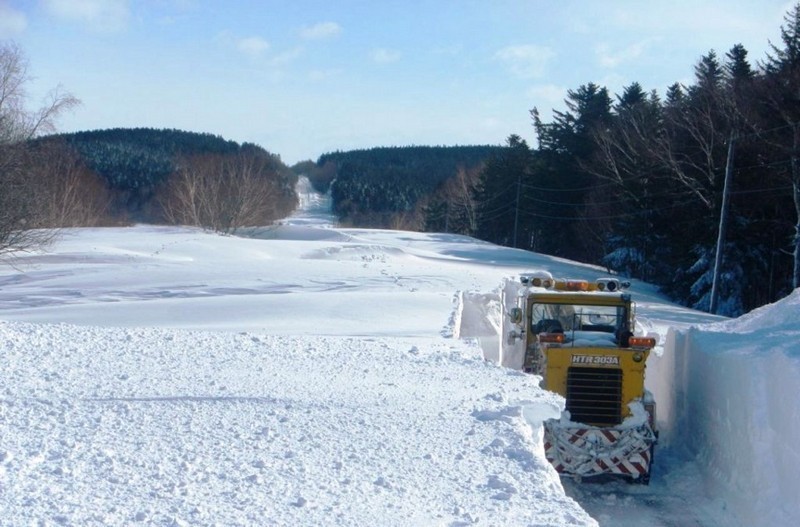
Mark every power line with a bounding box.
[730,184,794,195]
[519,187,706,207]
[520,179,619,192]
[738,121,799,141]
[515,201,690,221]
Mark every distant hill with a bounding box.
[300,145,503,228]
[39,128,292,221]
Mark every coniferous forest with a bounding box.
[298,145,503,229]
[4,4,800,316]
[307,4,800,316]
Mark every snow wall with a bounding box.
[653,290,800,526]
[454,278,527,370]
[453,290,502,363]
[457,277,800,525]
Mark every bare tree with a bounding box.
[757,5,800,289]
[0,42,80,258]
[160,154,212,227]
[442,165,480,234]
[418,165,482,235]
[160,150,291,233]
[655,60,731,210]
[27,141,113,227]
[389,209,423,231]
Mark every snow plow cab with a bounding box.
[502,272,658,484]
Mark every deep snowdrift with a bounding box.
[1,224,600,526]
[1,321,588,525]
[661,291,800,526]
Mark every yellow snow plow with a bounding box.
[502,273,658,483]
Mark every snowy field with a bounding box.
[1,179,798,526]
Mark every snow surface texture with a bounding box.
[0,181,594,526]
[661,292,800,526]
[1,177,797,526]
[1,324,579,525]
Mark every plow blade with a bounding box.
[543,420,657,483]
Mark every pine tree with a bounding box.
[474,135,533,248]
[586,83,672,281]
[529,83,613,261]
[761,2,800,289]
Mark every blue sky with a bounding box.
[0,0,794,164]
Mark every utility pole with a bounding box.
[512,173,521,248]
[710,134,735,314]
[792,124,800,290]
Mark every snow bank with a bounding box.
[0,320,594,526]
[662,290,800,526]
[453,290,502,363]
[0,219,599,526]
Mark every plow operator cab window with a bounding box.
[530,302,631,347]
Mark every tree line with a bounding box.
[51,127,298,230]
[6,0,800,317]
[463,4,800,315]
[0,41,297,259]
[309,3,800,316]
[297,145,502,229]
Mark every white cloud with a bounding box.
[432,44,462,56]
[300,21,341,40]
[606,2,783,35]
[0,3,27,36]
[370,48,401,64]
[237,36,270,57]
[527,84,566,105]
[525,84,569,125]
[42,0,130,32]
[270,47,303,66]
[597,73,629,97]
[167,0,198,10]
[494,44,555,79]
[595,39,654,68]
[308,68,342,82]
[479,116,502,131]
